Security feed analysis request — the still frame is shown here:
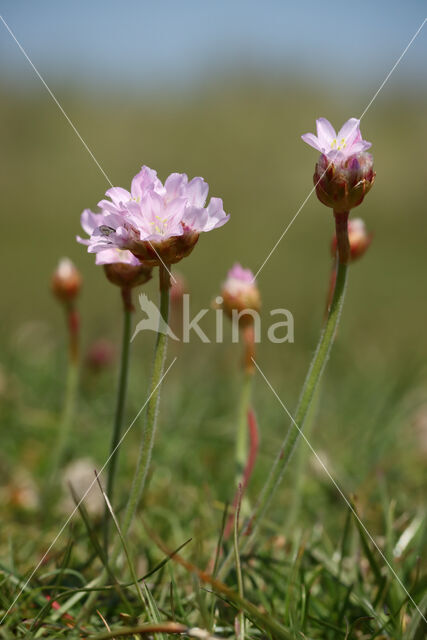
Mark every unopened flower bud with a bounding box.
[170,272,187,304]
[314,152,375,211]
[331,217,372,262]
[51,258,82,303]
[86,339,116,372]
[220,264,260,327]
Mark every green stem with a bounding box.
[50,360,79,478]
[218,212,350,579]
[285,385,320,529]
[77,267,171,623]
[235,372,253,487]
[121,263,171,536]
[47,306,79,493]
[103,289,133,554]
[287,257,336,528]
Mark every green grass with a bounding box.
[0,78,426,637]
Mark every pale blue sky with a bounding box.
[0,1,426,92]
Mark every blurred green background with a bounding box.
[1,1,426,535]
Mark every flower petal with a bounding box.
[203,197,230,231]
[164,173,188,200]
[337,118,361,148]
[182,205,208,231]
[105,187,131,206]
[186,177,209,207]
[97,199,123,214]
[301,133,322,152]
[95,248,140,265]
[131,166,163,200]
[80,209,102,236]
[316,118,336,147]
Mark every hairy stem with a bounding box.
[48,306,80,489]
[103,288,133,554]
[121,264,171,536]
[235,371,253,487]
[218,212,350,579]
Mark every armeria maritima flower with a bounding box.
[77,208,152,288]
[221,264,261,322]
[79,165,229,267]
[302,117,375,212]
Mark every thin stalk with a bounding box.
[77,268,171,622]
[235,324,255,512]
[235,372,253,486]
[103,287,133,554]
[285,385,320,529]
[48,306,80,489]
[287,255,337,527]
[121,263,171,536]
[218,211,350,579]
[233,486,245,640]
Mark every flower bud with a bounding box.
[51,258,82,303]
[331,217,372,262]
[314,152,375,212]
[170,272,187,305]
[220,264,260,327]
[86,339,116,372]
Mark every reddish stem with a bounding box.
[67,305,80,365]
[333,210,350,265]
[120,286,134,312]
[224,407,260,539]
[242,324,255,374]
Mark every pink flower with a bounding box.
[80,166,229,267]
[220,263,261,321]
[77,209,142,267]
[301,117,371,161]
[227,263,254,284]
[77,203,153,290]
[302,118,375,212]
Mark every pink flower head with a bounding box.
[302,118,375,211]
[221,263,260,320]
[227,263,254,284]
[77,209,142,267]
[80,166,229,267]
[301,117,371,161]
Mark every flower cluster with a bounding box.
[220,263,261,322]
[302,118,375,212]
[78,166,229,268]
